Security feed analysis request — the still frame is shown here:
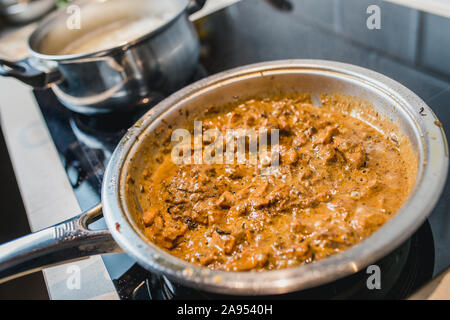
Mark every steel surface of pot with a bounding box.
[0,60,447,295]
[0,0,205,114]
[0,0,57,24]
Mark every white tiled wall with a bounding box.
[420,13,450,76]
[288,0,450,78]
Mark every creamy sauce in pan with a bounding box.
[129,94,417,271]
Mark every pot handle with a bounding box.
[187,0,207,15]
[0,58,61,88]
[0,204,123,284]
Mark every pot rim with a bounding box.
[27,0,189,62]
[102,59,449,295]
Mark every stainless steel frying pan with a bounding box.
[0,60,447,295]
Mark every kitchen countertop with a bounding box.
[384,0,450,19]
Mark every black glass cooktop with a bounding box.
[34,0,449,299]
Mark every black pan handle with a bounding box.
[0,204,123,284]
[187,0,207,15]
[0,58,61,88]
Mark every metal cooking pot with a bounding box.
[0,0,205,114]
[0,60,447,295]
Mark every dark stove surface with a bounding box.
[34,0,449,299]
